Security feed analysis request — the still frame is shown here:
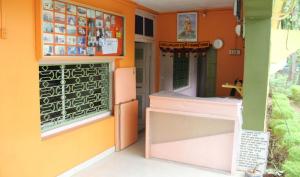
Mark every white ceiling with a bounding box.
[132,0,234,13]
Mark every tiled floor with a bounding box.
[73,135,244,177]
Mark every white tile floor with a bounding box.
[73,135,245,177]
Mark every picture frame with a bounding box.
[177,12,197,42]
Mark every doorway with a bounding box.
[135,42,152,132]
[197,48,217,97]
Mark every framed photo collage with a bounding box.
[42,0,124,57]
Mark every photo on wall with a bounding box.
[67,36,77,45]
[43,22,54,33]
[67,25,76,35]
[43,0,53,10]
[67,15,76,26]
[43,33,54,44]
[104,14,111,30]
[88,36,97,47]
[55,35,65,44]
[67,4,76,15]
[55,23,65,34]
[111,15,116,25]
[87,9,96,18]
[78,47,86,55]
[87,47,95,56]
[68,46,77,55]
[88,19,95,28]
[55,45,66,55]
[55,13,65,23]
[77,36,86,46]
[96,11,103,19]
[78,27,86,36]
[95,19,103,28]
[54,1,65,13]
[78,17,87,26]
[43,10,53,22]
[43,45,54,56]
[177,12,197,42]
[77,7,87,17]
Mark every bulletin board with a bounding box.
[41,0,124,57]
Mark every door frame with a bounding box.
[135,9,157,94]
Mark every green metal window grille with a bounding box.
[39,63,111,133]
[173,52,189,90]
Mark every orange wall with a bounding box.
[157,9,244,96]
[0,0,135,177]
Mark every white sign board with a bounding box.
[102,38,118,54]
[237,130,270,173]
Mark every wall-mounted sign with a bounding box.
[229,49,241,56]
[41,0,124,57]
[237,130,270,173]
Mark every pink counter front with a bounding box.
[145,91,242,174]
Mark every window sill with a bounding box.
[174,85,190,93]
[41,112,112,139]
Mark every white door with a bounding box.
[135,42,150,131]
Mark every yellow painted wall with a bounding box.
[0,0,136,177]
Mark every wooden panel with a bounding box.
[114,67,136,104]
[115,100,138,150]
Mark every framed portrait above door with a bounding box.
[177,12,197,42]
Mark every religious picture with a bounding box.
[177,12,197,42]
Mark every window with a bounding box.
[135,14,154,37]
[173,52,190,90]
[144,18,154,37]
[39,63,111,134]
[135,15,144,35]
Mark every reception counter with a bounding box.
[145,91,243,174]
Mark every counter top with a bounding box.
[151,91,242,106]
